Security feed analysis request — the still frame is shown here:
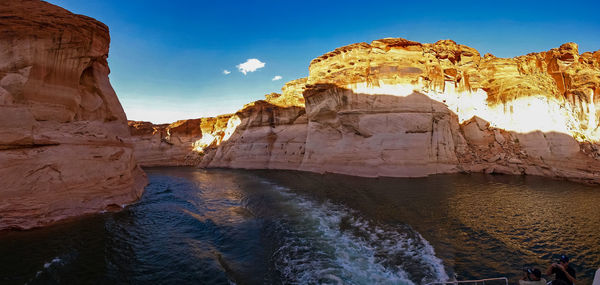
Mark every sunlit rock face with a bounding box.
[270,77,307,107]
[198,80,308,169]
[304,38,600,182]
[0,0,146,230]
[128,79,309,168]
[127,115,232,166]
[199,100,308,170]
[308,38,600,141]
[131,37,600,183]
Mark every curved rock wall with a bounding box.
[128,78,308,168]
[308,39,600,141]
[127,116,232,166]
[0,0,146,230]
[301,38,600,182]
[299,84,464,177]
[128,38,600,184]
[199,100,307,170]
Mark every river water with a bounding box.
[1,167,599,284]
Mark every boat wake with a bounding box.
[25,253,74,285]
[262,182,449,284]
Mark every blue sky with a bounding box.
[47,0,600,123]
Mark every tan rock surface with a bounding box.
[265,77,307,107]
[308,38,600,141]
[302,38,600,182]
[128,80,308,168]
[299,85,463,177]
[130,37,600,184]
[127,115,232,166]
[0,0,146,230]
[199,100,307,170]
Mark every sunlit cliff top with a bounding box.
[307,38,600,106]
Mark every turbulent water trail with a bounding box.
[260,181,448,284]
[5,168,599,284]
[25,253,75,285]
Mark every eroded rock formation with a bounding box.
[308,39,600,140]
[198,100,307,170]
[128,78,308,167]
[0,0,146,230]
[127,115,232,166]
[301,38,600,182]
[129,38,600,184]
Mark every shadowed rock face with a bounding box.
[129,38,600,184]
[198,100,307,170]
[301,85,600,183]
[128,78,308,167]
[0,0,146,230]
[300,85,463,177]
[127,116,232,166]
[129,101,307,169]
[299,38,600,182]
[308,39,600,141]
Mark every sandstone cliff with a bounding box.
[127,115,232,166]
[0,0,146,230]
[129,38,600,184]
[301,38,600,182]
[128,78,307,167]
[198,100,307,170]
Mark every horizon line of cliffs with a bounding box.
[0,0,146,230]
[129,38,600,183]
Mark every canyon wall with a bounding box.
[129,39,600,183]
[299,38,600,182]
[0,0,146,230]
[129,78,307,168]
[127,116,232,166]
[198,100,307,170]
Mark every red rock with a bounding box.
[0,0,146,230]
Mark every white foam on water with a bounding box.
[43,257,62,269]
[265,183,449,284]
[27,256,66,285]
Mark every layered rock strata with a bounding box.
[128,78,308,167]
[130,38,600,184]
[0,0,146,230]
[300,38,600,182]
[127,116,232,166]
[198,100,307,170]
[308,39,600,141]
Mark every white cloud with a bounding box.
[272,75,282,81]
[223,70,231,75]
[236,58,265,75]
